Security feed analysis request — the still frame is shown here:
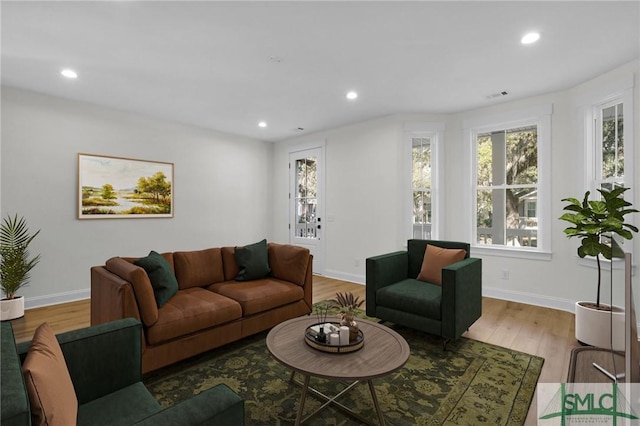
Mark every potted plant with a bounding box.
[330,291,364,342]
[559,186,638,349]
[0,214,41,321]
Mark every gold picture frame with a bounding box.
[78,153,174,219]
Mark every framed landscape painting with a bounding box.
[78,153,174,219]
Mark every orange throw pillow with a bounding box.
[22,323,78,426]
[417,245,466,285]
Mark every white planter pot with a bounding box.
[575,301,625,351]
[1,296,25,321]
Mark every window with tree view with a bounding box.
[412,137,432,239]
[597,102,624,192]
[476,125,538,247]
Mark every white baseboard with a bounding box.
[321,270,365,286]
[25,288,90,310]
[482,286,576,313]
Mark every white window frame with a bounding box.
[464,104,552,260]
[582,84,635,262]
[584,89,635,204]
[405,122,445,241]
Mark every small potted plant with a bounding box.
[0,214,41,321]
[559,186,638,348]
[330,292,364,342]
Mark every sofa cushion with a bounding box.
[268,243,310,286]
[376,278,442,320]
[21,322,78,426]
[146,288,242,346]
[174,248,225,289]
[105,257,159,327]
[221,247,240,281]
[134,251,179,308]
[234,239,271,281]
[208,278,304,316]
[417,244,466,285]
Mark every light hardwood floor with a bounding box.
[8,275,579,425]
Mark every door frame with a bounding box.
[288,141,325,275]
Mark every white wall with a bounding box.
[274,60,640,313]
[1,87,274,308]
[2,60,638,312]
[446,91,582,310]
[273,114,446,282]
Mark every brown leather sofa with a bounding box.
[91,243,312,373]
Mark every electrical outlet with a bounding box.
[501,270,510,280]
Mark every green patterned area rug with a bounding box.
[144,309,543,425]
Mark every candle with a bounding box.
[339,326,350,345]
[329,332,340,346]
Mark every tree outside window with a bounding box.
[475,125,538,247]
[598,102,624,192]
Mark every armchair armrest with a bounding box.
[134,384,244,426]
[18,318,143,405]
[440,257,482,340]
[1,323,30,426]
[365,251,408,317]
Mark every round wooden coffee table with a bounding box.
[266,316,410,425]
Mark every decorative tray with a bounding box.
[304,322,364,353]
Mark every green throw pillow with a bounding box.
[134,251,179,308]
[235,239,271,281]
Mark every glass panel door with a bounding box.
[294,157,318,238]
[289,147,324,273]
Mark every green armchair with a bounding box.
[366,239,482,347]
[1,318,244,426]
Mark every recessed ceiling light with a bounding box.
[346,91,358,100]
[258,121,267,128]
[521,32,540,45]
[61,69,78,79]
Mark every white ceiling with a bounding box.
[2,1,639,142]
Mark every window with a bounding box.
[579,71,635,198]
[294,156,318,238]
[406,122,444,240]
[579,80,635,261]
[466,104,552,256]
[594,101,626,193]
[412,136,432,239]
[475,125,539,248]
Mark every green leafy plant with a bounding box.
[0,214,41,300]
[559,187,638,308]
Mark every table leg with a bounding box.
[368,379,386,426]
[289,372,384,425]
[295,374,311,426]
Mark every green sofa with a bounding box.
[366,239,482,347]
[1,318,244,426]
